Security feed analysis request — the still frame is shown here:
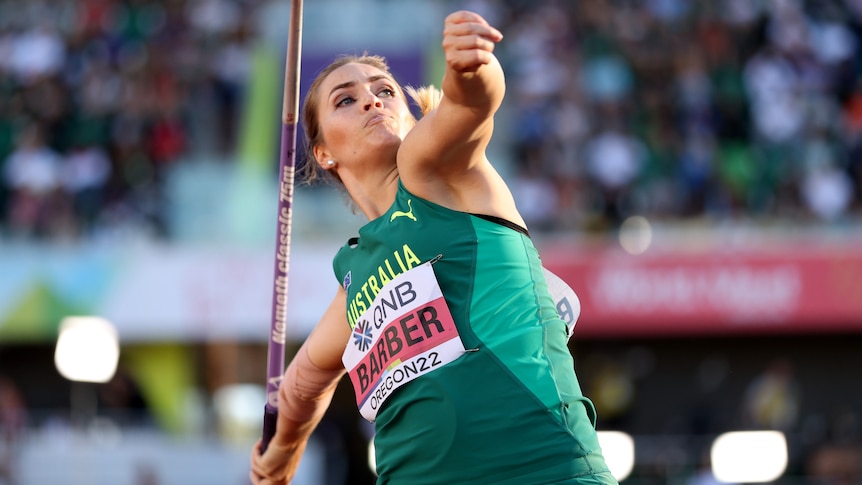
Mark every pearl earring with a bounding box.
[327,160,335,167]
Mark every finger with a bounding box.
[446,50,495,73]
[250,439,262,463]
[444,17,499,34]
[249,468,281,485]
[443,8,502,39]
[444,20,503,43]
[443,30,499,72]
[446,10,489,26]
[445,33,497,54]
[249,440,268,483]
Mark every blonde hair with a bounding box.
[299,54,442,185]
[404,85,443,116]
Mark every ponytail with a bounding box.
[404,85,443,116]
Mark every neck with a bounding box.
[343,167,399,221]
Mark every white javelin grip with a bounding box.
[542,268,581,340]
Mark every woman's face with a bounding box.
[314,62,414,168]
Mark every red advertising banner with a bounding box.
[542,243,862,338]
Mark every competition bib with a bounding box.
[543,268,581,339]
[342,262,465,422]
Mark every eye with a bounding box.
[335,96,355,107]
[377,87,396,98]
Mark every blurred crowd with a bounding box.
[492,0,862,231]
[3,0,862,242]
[0,0,255,242]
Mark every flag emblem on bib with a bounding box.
[353,320,373,351]
[342,271,352,292]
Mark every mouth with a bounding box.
[365,114,392,128]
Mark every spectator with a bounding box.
[0,375,26,485]
[2,122,65,238]
[742,358,801,432]
[511,150,560,231]
[8,22,65,85]
[60,141,112,234]
[583,117,647,226]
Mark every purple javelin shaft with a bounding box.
[265,122,297,408]
[262,0,303,453]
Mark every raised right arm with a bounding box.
[397,11,523,225]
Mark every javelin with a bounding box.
[261,0,303,453]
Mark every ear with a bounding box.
[312,145,331,169]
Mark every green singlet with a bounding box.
[333,182,616,485]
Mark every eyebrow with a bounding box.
[328,74,392,99]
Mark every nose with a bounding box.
[363,91,383,111]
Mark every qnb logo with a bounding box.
[353,320,373,351]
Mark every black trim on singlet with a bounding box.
[472,213,530,238]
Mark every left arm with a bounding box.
[249,290,349,485]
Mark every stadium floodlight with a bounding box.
[54,316,120,383]
[619,216,652,255]
[711,430,788,483]
[597,430,635,481]
[213,383,267,443]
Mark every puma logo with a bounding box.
[390,199,417,222]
